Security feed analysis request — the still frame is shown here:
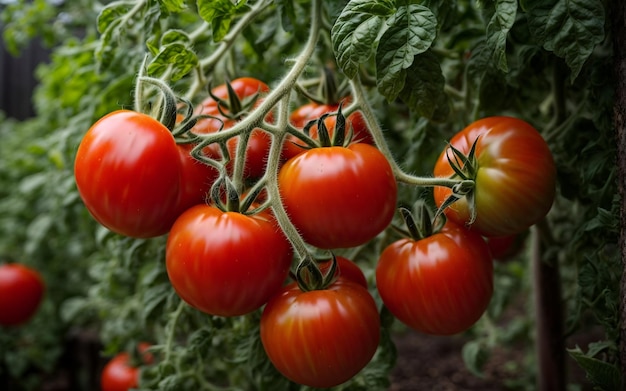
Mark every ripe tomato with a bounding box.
[486,232,526,262]
[283,100,374,161]
[174,143,218,212]
[193,77,272,179]
[260,280,380,388]
[433,116,556,237]
[376,220,493,335]
[0,263,45,326]
[101,343,152,391]
[166,205,293,317]
[74,110,182,238]
[278,143,397,249]
[317,256,368,288]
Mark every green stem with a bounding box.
[192,0,323,156]
[164,300,185,363]
[350,76,468,189]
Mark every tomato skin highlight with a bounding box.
[0,264,45,326]
[284,100,374,161]
[433,116,556,237]
[376,221,493,335]
[260,280,380,388]
[278,143,397,249]
[165,205,293,317]
[74,110,182,238]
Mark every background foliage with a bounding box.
[0,0,619,390]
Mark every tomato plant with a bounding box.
[165,204,293,317]
[433,117,557,237]
[0,263,45,326]
[74,110,182,238]
[376,218,493,335]
[278,143,397,249]
[260,279,380,388]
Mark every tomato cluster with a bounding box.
[75,74,556,388]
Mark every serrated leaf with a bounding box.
[399,50,448,119]
[147,42,198,81]
[331,0,395,79]
[197,0,250,42]
[160,0,186,13]
[525,0,605,81]
[375,4,437,101]
[568,347,622,391]
[484,0,517,72]
[97,1,132,34]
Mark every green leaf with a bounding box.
[375,4,437,101]
[398,50,449,120]
[462,340,489,378]
[525,0,605,81]
[97,1,133,34]
[147,42,199,81]
[568,346,622,391]
[160,0,187,13]
[484,0,517,72]
[197,0,250,42]
[161,29,192,46]
[331,0,395,79]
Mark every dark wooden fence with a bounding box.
[0,36,50,120]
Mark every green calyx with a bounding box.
[294,254,338,292]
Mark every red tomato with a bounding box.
[487,233,526,262]
[376,220,493,335]
[0,264,44,326]
[174,143,218,212]
[283,100,374,161]
[193,77,272,179]
[433,116,556,237]
[278,143,397,249]
[260,280,380,388]
[317,256,368,288]
[166,205,293,317]
[101,343,152,391]
[74,110,182,238]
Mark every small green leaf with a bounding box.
[97,1,132,34]
[525,0,605,80]
[197,0,250,42]
[568,346,622,391]
[462,340,489,378]
[331,0,395,79]
[147,43,198,81]
[161,29,192,46]
[375,4,437,101]
[484,0,517,72]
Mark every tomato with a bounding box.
[317,256,368,288]
[283,100,374,161]
[166,205,293,317]
[74,110,182,238]
[174,143,219,212]
[0,263,44,326]
[376,220,493,335]
[193,77,272,179]
[101,343,152,391]
[487,233,526,262]
[260,280,380,388]
[278,143,397,249]
[433,116,556,237]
